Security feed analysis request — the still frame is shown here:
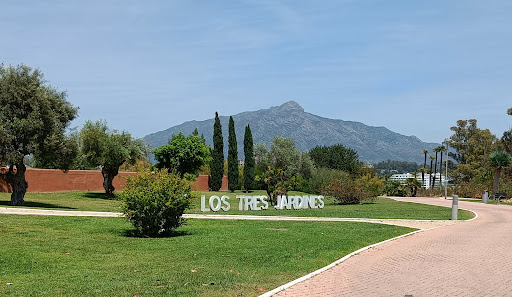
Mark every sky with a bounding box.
[2,0,511,143]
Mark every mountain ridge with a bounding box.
[143,101,439,163]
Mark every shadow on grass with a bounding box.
[121,228,191,238]
[83,192,118,200]
[0,200,76,210]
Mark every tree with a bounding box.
[508,107,512,116]
[419,167,428,188]
[254,137,313,201]
[309,144,359,174]
[438,146,447,188]
[211,112,224,191]
[254,142,270,173]
[405,177,422,197]
[154,132,211,176]
[447,119,497,182]
[270,136,302,177]
[502,129,512,154]
[429,156,435,188]
[432,146,443,189]
[489,151,512,197]
[421,150,428,186]
[227,116,239,192]
[243,124,255,192]
[32,132,79,171]
[0,64,77,205]
[80,120,147,196]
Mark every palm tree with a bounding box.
[421,150,428,186]
[439,146,447,188]
[419,167,427,188]
[405,177,422,197]
[432,146,443,189]
[429,156,435,189]
[489,151,512,201]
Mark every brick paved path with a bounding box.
[273,198,512,297]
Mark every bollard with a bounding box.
[482,191,489,204]
[451,195,458,220]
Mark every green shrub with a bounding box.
[327,174,381,204]
[120,170,191,237]
[287,175,312,193]
[454,172,492,198]
[310,167,350,195]
[384,180,408,197]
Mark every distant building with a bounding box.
[389,172,447,189]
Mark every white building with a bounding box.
[390,173,447,189]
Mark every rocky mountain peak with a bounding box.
[272,101,304,113]
[143,101,439,163]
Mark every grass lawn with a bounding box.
[0,191,121,212]
[0,190,474,220]
[0,215,414,297]
[189,191,474,220]
[463,198,512,206]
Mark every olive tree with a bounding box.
[80,120,147,196]
[0,64,77,205]
[154,132,211,176]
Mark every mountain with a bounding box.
[143,101,439,164]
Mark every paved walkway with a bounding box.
[0,207,457,229]
[272,197,512,297]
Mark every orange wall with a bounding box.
[0,168,228,193]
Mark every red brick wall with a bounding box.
[0,169,228,193]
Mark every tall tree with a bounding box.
[429,156,435,188]
[80,120,147,196]
[432,147,442,189]
[447,119,497,182]
[421,150,428,186]
[227,116,239,192]
[489,151,512,197]
[210,112,224,191]
[154,132,211,176]
[0,64,78,205]
[243,124,255,192]
[502,129,512,154]
[438,146,447,188]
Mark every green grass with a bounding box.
[0,190,474,220]
[0,215,414,297]
[190,191,474,220]
[463,198,512,206]
[0,191,122,212]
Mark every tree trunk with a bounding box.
[101,165,120,196]
[0,163,28,206]
[429,159,433,191]
[493,167,501,198]
[439,151,444,188]
[432,152,438,189]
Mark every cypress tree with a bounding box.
[228,116,239,192]
[243,124,255,192]
[211,112,224,191]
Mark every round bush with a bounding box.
[120,170,191,237]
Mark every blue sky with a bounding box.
[2,0,511,143]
